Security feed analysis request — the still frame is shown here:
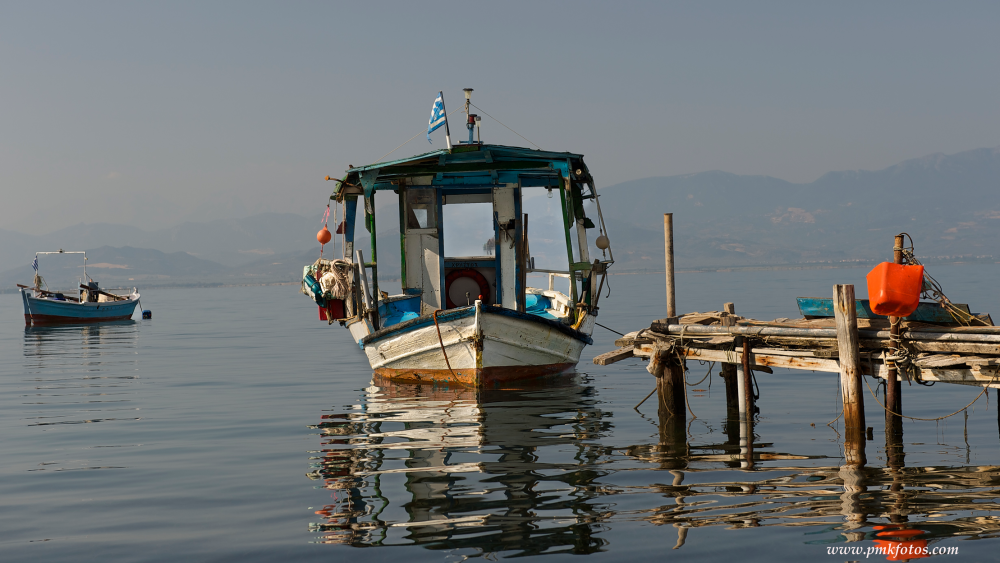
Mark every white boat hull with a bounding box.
[359,303,594,387]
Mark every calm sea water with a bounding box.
[2,266,1000,561]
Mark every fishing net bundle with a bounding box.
[313,259,354,300]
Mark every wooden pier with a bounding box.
[595,288,1000,429]
[595,226,1000,478]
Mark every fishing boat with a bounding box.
[302,91,614,387]
[18,250,140,326]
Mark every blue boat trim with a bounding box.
[21,289,140,325]
[360,304,593,347]
[796,297,973,323]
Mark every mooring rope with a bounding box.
[862,368,1000,422]
[827,375,844,427]
[897,232,989,326]
[686,361,714,387]
[595,322,625,336]
[432,310,458,379]
[634,387,656,411]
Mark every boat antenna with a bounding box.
[463,88,476,144]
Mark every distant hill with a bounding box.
[591,147,1000,271]
[0,212,326,269]
[0,246,228,290]
[2,147,997,289]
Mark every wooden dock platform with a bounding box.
[596,315,1000,389]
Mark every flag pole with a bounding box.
[440,91,452,150]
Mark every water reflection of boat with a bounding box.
[307,377,612,554]
[307,378,1000,555]
[21,321,141,433]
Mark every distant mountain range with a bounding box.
[0,212,325,269]
[591,147,1000,270]
[0,245,321,292]
[2,147,997,291]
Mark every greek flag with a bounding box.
[32,257,38,271]
[427,92,447,143]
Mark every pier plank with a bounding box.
[629,341,1000,387]
[592,347,634,365]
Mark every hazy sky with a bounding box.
[3,1,999,235]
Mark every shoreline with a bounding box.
[4,259,997,294]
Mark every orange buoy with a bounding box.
[317,226,332,245]
[866,262,924,317]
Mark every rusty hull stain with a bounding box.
[374,363,576,388]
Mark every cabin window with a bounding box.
[443,202,494,257]
[406,189,436,230]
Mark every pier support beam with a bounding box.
[834,284,866,466]
[735,336,755,468]
[720,302,740,417]
[721,363,739,419]
[719,302,742,456]
[886,234,905,438]
[649,345,686,421]
[663,213,676,319]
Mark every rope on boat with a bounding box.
[374,107,464,163]
[432,310,458,379]
[468,102,541,150]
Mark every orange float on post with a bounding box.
[866,262,924,317]
[317,226,332,245]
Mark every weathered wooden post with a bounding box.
[739,336,755,468]
[740,337,755,419]
[886,235,905,448]
[663,213,676,319]
[833,286,869,531]
[834,284,867,466]
[720,302,739,416]
[649,345,686,421]
[653,346,687,469]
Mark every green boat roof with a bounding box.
[332,144,592,198]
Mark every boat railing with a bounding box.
[524,270,578,292]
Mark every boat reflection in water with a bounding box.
[21,321,142,434]
[307,376,1000,557]
[23,320,139,364]
[307,376,612,554]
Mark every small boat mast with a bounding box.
[33,250,89,286]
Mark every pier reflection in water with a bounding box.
[308,375,1000,557]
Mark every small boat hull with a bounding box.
[21,289,140,326]
[361,303,594,388]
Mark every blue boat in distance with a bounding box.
[18,250,140,326]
